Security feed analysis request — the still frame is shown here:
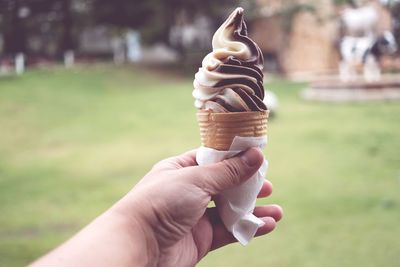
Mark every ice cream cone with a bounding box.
[197,110,268,151]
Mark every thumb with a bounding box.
[194,147,264,195]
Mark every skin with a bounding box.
[30,147,283,267]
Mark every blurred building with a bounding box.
[250,0,394,77]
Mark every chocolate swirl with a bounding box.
[193,7,267,112]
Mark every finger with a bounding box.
[257,180,273,198]
[253,204,283,222]
[207,204,283,224]
[185,147,264,195]
[175,149,198,167]
[152,149,198,171]
[254,217,277,237]
[210,223,236,251]
[210,216,277,251]
[205,207,231,249]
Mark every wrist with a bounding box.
[108,197,160,266]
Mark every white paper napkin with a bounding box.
[196,136,268,245]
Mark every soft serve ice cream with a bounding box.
[194,8,269,246]
[193,7,267,113]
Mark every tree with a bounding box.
[0,0,88,57]
[0,0,29,55]
[385,0,400,51]
[92,0,239,45]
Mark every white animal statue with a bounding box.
[341,5,378,37]
[339,31,397,82]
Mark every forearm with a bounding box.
[30,209,156,267]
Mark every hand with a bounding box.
[31,148,282,267]
[115,147,283,266]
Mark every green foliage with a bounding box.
[92,0,239,44]
[0,0,89,55]
[333,0,358,7]
[0,66,399,266]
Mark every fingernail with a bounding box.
[240,148,260,167]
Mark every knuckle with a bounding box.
[151,157,179,171]
[221,159,243,183]
[152,158,170,169]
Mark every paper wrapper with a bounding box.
[196,110,269,245]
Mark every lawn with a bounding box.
[0,65,399,267]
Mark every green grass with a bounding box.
[0,65,399,267]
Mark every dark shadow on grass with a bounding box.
[0,75,19,82]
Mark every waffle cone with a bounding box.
[197,110,269,151]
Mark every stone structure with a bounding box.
[250,0,395,76]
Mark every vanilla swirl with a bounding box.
[193,7,266,112]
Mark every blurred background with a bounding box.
[0,0,399,266]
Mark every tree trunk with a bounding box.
[59,0,73,55]
[4,0,27,55]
